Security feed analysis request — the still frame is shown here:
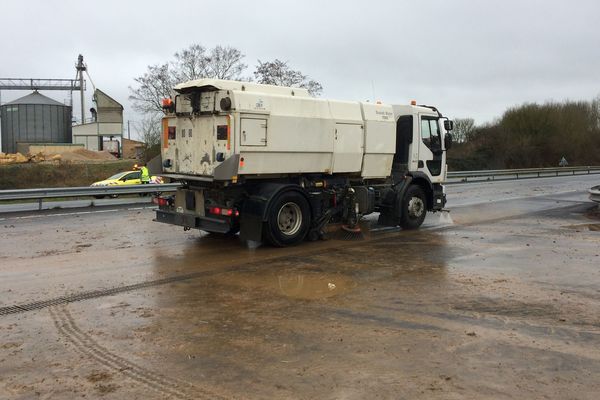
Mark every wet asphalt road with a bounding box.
[1,175,599,399]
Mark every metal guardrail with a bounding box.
[0,184,180,210]
[590,186,600,204]
[0,167,599,211]
[447,166,600,181]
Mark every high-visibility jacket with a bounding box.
[140,166,150,182]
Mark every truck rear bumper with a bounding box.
[155,209,231,233]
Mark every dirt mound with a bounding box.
[0,148,115,164]
[0,152,30,164]
[53,149,116,162]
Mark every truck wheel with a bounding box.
[263,191,310,247]
[399,185,427,230]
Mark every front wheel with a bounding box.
[263,191,310,247]
[399,185,427,230]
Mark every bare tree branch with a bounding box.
[254,59,323,96]
[130,44,248,116]
[135,114,162,147]
[128,63,175,115]
[452,118,476,143]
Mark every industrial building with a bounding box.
[72,89,123,152]
[1,55,125,156]
[0,91,72,154]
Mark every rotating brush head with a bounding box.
[328,220,369,241]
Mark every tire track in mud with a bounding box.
[0,269,232,316]
[49,305,233,400]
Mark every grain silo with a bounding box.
[0,91,72,154]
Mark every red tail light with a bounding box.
[209,207,239,217]
[154,196,170,207]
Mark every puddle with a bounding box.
[215,271,356,300]
[275,273,355,300]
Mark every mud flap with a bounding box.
[239,196,266,242]
[377,178,411,226]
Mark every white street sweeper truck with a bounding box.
[154,79,453,246]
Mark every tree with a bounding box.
[254,59,323,96]
[129,63,175,115]
[452,118,476,143]
[172,44,247,82]
[130,46,323,120]
[205,45,247,80]
[447,98,600,170]
[136,114,162,147]
[129,44,247,116]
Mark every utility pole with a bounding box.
[75,54,86,123]
[127,120,131,139]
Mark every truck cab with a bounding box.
[393,104,451,184]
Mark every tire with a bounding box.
[263,191,311,247]
[399,185,427,230]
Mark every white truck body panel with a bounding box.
[162,79,401,180]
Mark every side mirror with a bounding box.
[444,119,454,131]
[444,133,453,150]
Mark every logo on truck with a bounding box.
[255,99,265,110]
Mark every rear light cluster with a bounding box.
[153,196,172,207]
[208,207,239,217]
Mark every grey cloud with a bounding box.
[1,0,599,140]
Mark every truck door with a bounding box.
[332,123,363,173]
[418,116,443,178]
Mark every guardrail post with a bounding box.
[38,198,42,211]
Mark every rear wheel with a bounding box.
[263,191,310,247]
[399,185,427,230]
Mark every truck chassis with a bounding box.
[155,171,445,246]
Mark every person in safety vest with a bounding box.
[140,164,150,184]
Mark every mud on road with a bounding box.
[1,178,600,399]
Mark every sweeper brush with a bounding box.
[329,220,370,241]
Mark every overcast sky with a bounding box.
[1,0,599,141]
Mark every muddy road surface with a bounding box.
[1,175,600,399]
